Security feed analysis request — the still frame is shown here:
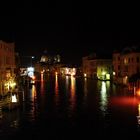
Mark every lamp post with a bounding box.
[31,56,35,67]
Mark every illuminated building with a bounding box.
[82,53,112,80]
[60,67,77,76]
[35,50,61,74]
[113,46,140,85]
[0,40,16,95]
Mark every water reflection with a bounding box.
[1,77,140,136]
[0,101,2,119]
[70,76,76,110]
[9,111,20,129]
[100,81,108,116]
[84,78,88,95]
[29,85,37,121]
[137,103,140,125]
[55,74,58,95]
[83,78,88,106]
[65,76,69,91]
[55,74,59,106]
[40,73,44,94]
[30,85,36,102]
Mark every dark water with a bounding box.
[0,74,140,139]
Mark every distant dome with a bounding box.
[40,55,49,63]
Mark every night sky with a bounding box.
[0,2,140,64]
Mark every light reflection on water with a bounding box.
[65,75,69,92]
[28,85,37,121]
[70,76,76,110]
[55,74,59,95]
[99,81,110,116]
[137,103,140,125]
[1,76,140,137]
[54,74,59,106]
[40,73,44,94]
[84,78,88,96]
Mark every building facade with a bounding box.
[82,53,112,80]
[0,40,16,95]
[113,47,140,85]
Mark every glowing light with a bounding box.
[101,81,106,94]
[66,68,69,75]
[102,71,106,75]
[27,67,34,78]
[70,76,76,110]
[84,77,88,96]
[32,76,36,80]
[41,73,44,94]
[84,73,87,77]
[113,72,116,75]
[55,74,58,94]
[136,89,140,96]
[138,104,140,116]
[30,85,36,102]
[5,80,17,91]
[124,58,128,65]
[137,103,140,125]
[55,72,58,75]
[106,74,110,80]
[41,69,45,74]
[123,76,128,85]
[71,68,76,76]
[27,67,34,72]
[100,81,107,113]
[12,94,17,103]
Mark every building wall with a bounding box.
[113,50,140,85]
[82,55,112,80]
[0,40,16,94]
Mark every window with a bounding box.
[118,65,120,70]
[124,58,128,64]
[113,56,116,61]
[124,66,128,72]
[137,57,139,63]
[137,66,140,73]
[118,57,120,61]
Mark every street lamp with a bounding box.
[31,56,35,67]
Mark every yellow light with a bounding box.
[113,72,115,75]
[106,74,110,80]
[102,71,106,75]
[84,73,87,77]
[55,72,58,75]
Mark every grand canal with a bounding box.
[0,74,140,138]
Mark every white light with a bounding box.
[27,67,34,77]
[84,73,87,77]
[27,67,34,72]
[12,95,17,103]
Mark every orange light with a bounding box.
[32,76,36,80]
[136,89,140,96]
